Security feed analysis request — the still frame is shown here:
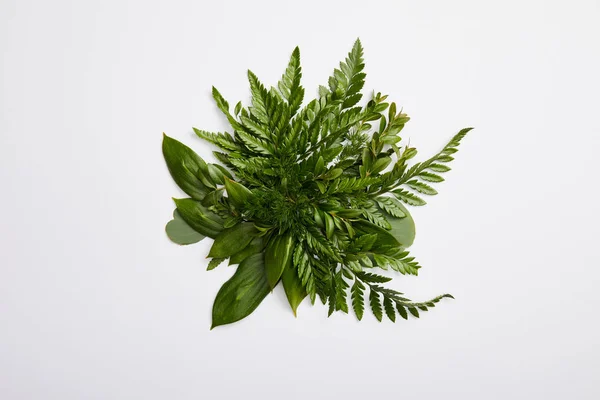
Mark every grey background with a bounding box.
[2,0,599,399]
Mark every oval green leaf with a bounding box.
[229,236,264,265]
[208,222,259,258]
[162,134,210,200]
[165,210,206,245]
[264,233,294,289]
[353,219,400,248]
[224,179,254,208]
[211,253,270,329]
[281,257,307,316]
[324,213,335,239]
[173,198,224,238]
[377,202,416,248]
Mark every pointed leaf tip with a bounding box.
[211,253,270,328]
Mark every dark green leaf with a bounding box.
[353,219,400,248]
[207,258,226,271]
[371,157,391,174]
[324,213,335,239]
[356,271,392,283]
[224,179,254,208]
[369,290,383,321]
[209,222,259,258]
[384,296,396,322]
[264,233,294,289]
[408,307,420,318]
[230,236,264,265]
[351,280,365,320]
[281,255,307,316]
[211,253,270,328]
[162,134,210,200]
[173,198,224,238]
[396,303,408,319]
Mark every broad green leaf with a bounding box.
[264,233,294,289]
[230,236,264,265]
[281,253,307,316]
[323,168,343,180]
[211,253,270,329]
[353,219,400,248]
[208,222,259,258]
[201,189,224,209]
[314,156,325,176]
[162,134,210,200]
[165,210,205,245]
[370,156,391,174]
[316,181,326,194]
[207,164,227,185]
[207,257,226,271]
[336,208,363,218]
[377,202,416,248]
[173,198,224,238]
[224,179,254,208]
[324,213,334,239]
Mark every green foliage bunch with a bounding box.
[163,39,472,328]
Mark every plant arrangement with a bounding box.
[162,39,472,328]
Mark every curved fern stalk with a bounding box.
[349,270,454,322]
[388,127,474,206]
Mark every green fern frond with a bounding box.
[162,40,473,328]
[277,46,304,116]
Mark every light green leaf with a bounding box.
[376,202,416,248]
[314,156,325,176]
[165,210,205,245]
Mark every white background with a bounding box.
[2,0,599,399]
